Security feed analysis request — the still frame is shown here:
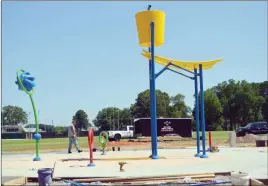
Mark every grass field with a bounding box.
[2,131,231,153]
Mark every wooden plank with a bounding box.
[113,177,214,184]
[3,177,27,186]
[250,178,265,186]
[73,173,215,183]
[89,178,216,186]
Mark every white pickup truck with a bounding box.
[108,126,134,141]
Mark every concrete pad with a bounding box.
[2,147,267,179]
[53,148,268,179]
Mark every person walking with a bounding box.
[68,120,83,153]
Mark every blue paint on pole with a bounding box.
[199,64,208,159]
[148,47,154,158]
[150,21,159,159]
[194,68,201,157]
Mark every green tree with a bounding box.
[2,105,28,125]
[130,90,150,118]
[251,95,264,121]
[204,89,223,131]
[210,80,267,130]
[168,94,191,118]
[93,107,131,130]
[259,81,268,121]
[120,108,132,126]
[130,89,170,118]
[232,81,265,128]
[73,110,91,130]
[192,89,223,131]
[262,98,268,122]
[211,79,241,130]
[55,126,63,137]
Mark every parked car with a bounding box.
[236,122,268,137]
[108,126,134,142]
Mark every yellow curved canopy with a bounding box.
[141,50,223,71]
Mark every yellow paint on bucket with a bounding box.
[135,10,165,47]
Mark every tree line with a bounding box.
[2,79,268,132]
[94,79,268,131]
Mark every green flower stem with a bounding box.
[17,69,40,159]
[29,94,39,158]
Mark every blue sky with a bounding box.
[2,2,267,125]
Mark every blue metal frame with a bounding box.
[148,47,154,159]
[169,62,195,75]
[150,21,159,159]
[155,63,172,78]
[156,63,194,80]
[148,4,154,159]
[194,68,201,157]
[149,19,208,159]
[199,64,208,158]
[167,68,194,80]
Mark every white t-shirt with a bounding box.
[68,125,76,137]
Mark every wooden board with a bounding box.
[2,177,27,186]
[73,173,216,183]
[250,178,265,186]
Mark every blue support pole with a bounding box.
[150,21,159,159]
[199,64,208,158]
[148,47,154,158]
[155,63,171,79]
[147,5,155,159]
[194,68,201,157]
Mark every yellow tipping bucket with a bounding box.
[135,10,165,47]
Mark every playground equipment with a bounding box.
[208,132,220,152]
[135,6,223,159]
[15,70,41,161]
[99,131,109,155]
[87,129,95,167]
[200,131,220,153]
[208,131,212,151]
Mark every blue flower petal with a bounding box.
[26,76,35,81]
[22,79,35,91]
[16,71,36,91]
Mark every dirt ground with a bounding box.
[3,136,257,154]
[47,140,254,153]
[106,138,256,151]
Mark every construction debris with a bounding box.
[236,134,258,143]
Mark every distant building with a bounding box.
[2,124,46,139]
[2,125,23,133]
